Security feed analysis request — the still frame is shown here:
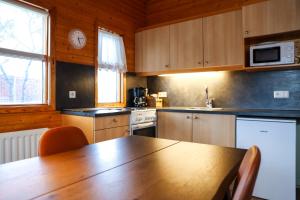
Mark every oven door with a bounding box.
[131,122,156,138]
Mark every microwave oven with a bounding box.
[250,40,300,67]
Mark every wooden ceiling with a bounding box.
[143,0,265,26]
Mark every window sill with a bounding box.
[0,104,55,114]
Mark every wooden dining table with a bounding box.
[0,136,246,200]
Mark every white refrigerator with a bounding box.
[236,117,297,200]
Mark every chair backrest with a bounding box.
[232,146,261,200]
[38,126,89,156]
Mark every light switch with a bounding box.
[69,91,76,99]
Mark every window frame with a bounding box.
[0,0,55,113]
[95,25,126,108]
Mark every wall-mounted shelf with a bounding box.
[244,64,300,72]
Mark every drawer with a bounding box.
[94,126,130,143]
[94,114,129,130]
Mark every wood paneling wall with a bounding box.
[0,0,146,133]
[145,0,265,26]
[25,0,146,70]
[0,111,61,133]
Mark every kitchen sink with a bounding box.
[186,107,224,111]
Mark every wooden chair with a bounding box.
[38,126,89,156]
[227,146,261,200]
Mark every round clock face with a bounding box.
[68,29,87,49]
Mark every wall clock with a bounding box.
[68,29,87,49]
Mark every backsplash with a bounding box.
[147,70,300,110]
[126,73,147,106]
[56,61,95,110]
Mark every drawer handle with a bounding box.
[112,118,118,123]
[194,116,199,119]
[259,130,269,133]
[186,116,191,119]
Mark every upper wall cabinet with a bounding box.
[203,10,244,68]
[135,26,170,72]
[243,0,300,38]
[170,19,203,69]
[135,32,144,73]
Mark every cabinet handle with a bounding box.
[198,61,202,65]
[245,30,249,35]
[205,61,209,64]
[259,130,269,133]
[194,116,199,119]
[186,116,191,119]
[112,118,118,123]
[165,64,169,68]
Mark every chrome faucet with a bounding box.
[205,86,213,108]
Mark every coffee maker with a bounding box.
[128,87,148,107]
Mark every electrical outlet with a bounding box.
[274,91,289,99]
[69,91,76,99]
[158,92,167,98]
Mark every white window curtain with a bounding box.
[98,30,127,72]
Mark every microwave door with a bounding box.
[253,47,281,65]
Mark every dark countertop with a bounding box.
[61,107,300,119]
[156,107,300,119]
[61,108,131,117]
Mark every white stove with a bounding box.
[130,108,157,137]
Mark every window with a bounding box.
[97,29,127,104]
[0,0,49,105]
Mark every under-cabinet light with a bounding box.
[158,72,224,78]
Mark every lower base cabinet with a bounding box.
[62,114,130,144]
[157,112,193,142]
[193,114,236,147]
[157,111,235,147]
[95,126,129,143]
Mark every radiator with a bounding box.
[0,128,48,164]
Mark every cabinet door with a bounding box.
[170,18,203,69]
[158,112,193,142]
[135,32,143,72]
[243,0,300,38]
[94,114,129,131]
[192,114,235,147]
[95,126,129,143]
[203,10,243,68]
[142,26,170,72]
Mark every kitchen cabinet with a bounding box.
[135,26,170,72]
[203,10,244,68]
[62,114,130,144]
[157,112,235,146]
[192,114,235,147]
[135,10,244,74]
[236,117,297,200]
[95,126,129,143]
[170,18,203,69]
[243,0,300,38]
[157,112,193,142]
[135,31,144,72]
